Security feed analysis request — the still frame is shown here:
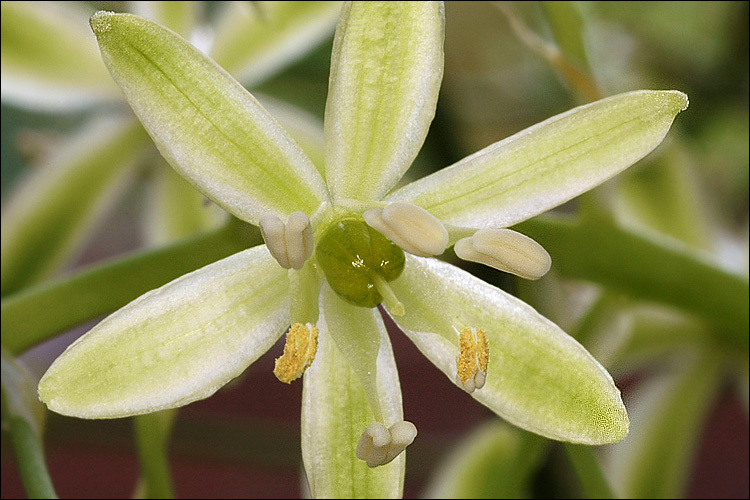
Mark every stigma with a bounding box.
[364,202,448,257]
[259,211,314,270]
[356,421,418,468]
[454,228,551,280]
[274,323,319,383]
[456,327,489,393]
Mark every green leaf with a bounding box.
[1,115,150,296]
[605,352,723,498]
[0,1,118,110]
[210,1,342,86]
[423,421,546,499]
[133,410,177,499]
[38,245,289,418]
[90,11,329,225]
[302,285,405,498]
[389,256,629,444]
[388,90,688,228]
[324,1,444,201]
[564,443,615,499]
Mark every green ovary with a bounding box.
[315,219,405,308]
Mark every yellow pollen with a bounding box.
[274,323,319,383]
[457,327,490,389]
[476,328,489,372]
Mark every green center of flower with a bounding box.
[315,219,405,309]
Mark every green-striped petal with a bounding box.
[90,12,329,225]
[1,115,149,296]
[387,255,629,445]
[302,284,405,498]
[38,245,290,418]
[211,1,342,87]
[324,1,444,201]
[1,1,118,110]
[387,90,688,228]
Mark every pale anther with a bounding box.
[259,212,314,270]
[364,202,448,257]
[456,327,490,393]
[273,323,318,383]
[356,421,417,468]
[454,228,551,280]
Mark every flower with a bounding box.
[1,0,341,295]
[37,2,688,497]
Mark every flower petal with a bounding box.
[1,116,149,296]
[38,246,289,418]
[90,12,329,225]
[210,1,342,87]
[0,1,119,111]
[386,256,629,444]
[387,90,688,228]
[324,1,444,201]
[302,285,405,498]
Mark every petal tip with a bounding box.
[89,10,116,35]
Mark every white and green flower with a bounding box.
[37,2,688,497]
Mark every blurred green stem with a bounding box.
[5,414,58,499]
[564,443,615,499]
[1,219,261,355]
[517,214,749,351]
[134,411,177,499]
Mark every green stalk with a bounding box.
[5,414,58,499]
[517,214,749,351]
[564,443,616,499]
[1,220,260,355]
[134,411,177,499]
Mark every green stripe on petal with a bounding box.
[38,245,289,419]
[387,90,688,228]
[387,255,629,445]
[1,116,149,296]
[90,12,329,225]
[210,1,342,87]
[1,1,118,111]
[324,1,444,201]
[302,284,405,498]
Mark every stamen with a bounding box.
[356,421,417,468]
[364,202,448,257]
[259,212,314,270]
[273,323,319,383]
[456,327,490,393]
[454,228,551,280]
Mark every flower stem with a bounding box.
[134,410,177,499]
[4,412,58,499]
[1,219,261,355]
[563,443,616,499]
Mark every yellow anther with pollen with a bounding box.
[456,327,490,393]
[274,323,319,383]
